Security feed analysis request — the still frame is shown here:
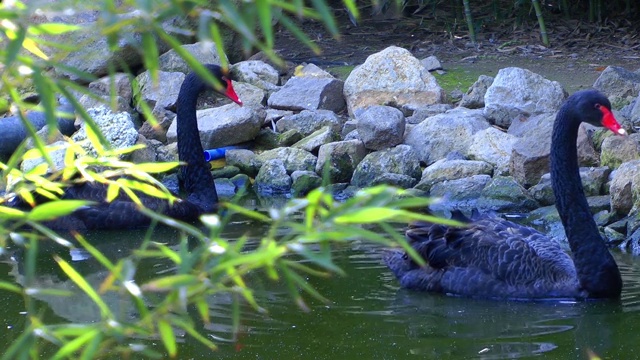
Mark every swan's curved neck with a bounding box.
[550,106,621,297]
[175,73,218,212]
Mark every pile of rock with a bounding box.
[14,40,640,254]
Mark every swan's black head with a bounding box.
[568,89,624,135]
[204,64,243,106]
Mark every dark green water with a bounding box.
[1,225,640,360]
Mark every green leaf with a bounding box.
[0,206,26,219]
[51,328,100,360]
[255,0,273,47]
[0,281,23,294]
[55,256,113,318]
[27,200,91,221]
[134,162,180,173]
[29,23,82,35]
[334,207,405,224]
[143,274,200,291]
[157,319,177,358]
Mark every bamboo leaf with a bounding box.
[55,256,113,318]
[157,319,177,358]
[27,200,91,221]
[143,274,200,291]
[0,206,26,219]
[29,23,82,35]
[255,0,273,48]
[51,329,100,360]
[334,207,404,224]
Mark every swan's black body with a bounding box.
[385,90,624,299]
[38,64,242,230]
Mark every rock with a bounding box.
[257,147,317,174]
[291,170,322,196]
[21,141,68,173]
[610,160,640,215]
[316,140,367,183]
[268,77,345,112]
[341,120,358,138]
[292,126,340,152]
[166,105,265,149]
[478,176,539,212]
[509,132,550,188]
[484,67,566,127]
[507,112,554,138]
[134,70,185,114]
[466,127,517,176]
[138,108,177,143]
[404,107,490,165]
[254,159,291,194]
[351,145,421,188]
[459,75,494,109]
[343,46,443,117]
[576,124,600,167]
[130,134,157,163]
[405,104,453,124]
[276,109,343,137]
[600,133,640,169]
[158,42,223,74]
[88,73,134,105]
[265,109,293,126]
[230,173,251,192]
[156,142,178,162]
[211,165,240,179]
[72,106,138,158]
[214,178,237,198]
[415,159,493,192]
[449,89,464,101]
[429,174,492,204]
[233,82,266,107]
[225,149,260,177]
[593,66,640,108]
[294,63,334,78]
[232,60,280,91]
[421,55,442,71]
[530,167,610,206]
[343,130,360,141]
[355,105,405,150]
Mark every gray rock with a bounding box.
[421,55,442,71]
[404,107,490,165]
[276,109,343,136]
[79,94,133,115]
[531,166,611,206]
[268,77,345,112]
[265,109,294,127]
[211,165,240,179]
[316,140,367,183]
[72,106,138,158]
[156,142,178,162]
[20,141,68,173]
[88,73,134,104]
[356,105,405,150]
[600,133,640,169]
[130,134,157,163]
[232,60,280,91]
[343,46,443,117]
[351,145,421,188]
[166,105,265,149]
[233,82,266,107]
[292,126,340,152]
[291,170,322,196]
[138,108,176,143]
[507,112,554,138]
[430,174,492,202]
[484,67,566,127]
[466,127,516,176]
[134,70,185,114]
[158,42,223,74]
[415,159,493,192]
[405,104,453,124]
[343,129,360,141]
[593,66,640,107]
[257,147,317,174]
[254,159,291,194]
[225,149,260,177]
[478,176,539,212]
[610,160,640,215]
[341,120,358,138]
[294,63,334,78]
[509,132,550,188]
[459,75,494,109]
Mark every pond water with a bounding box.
[1,220,640,359]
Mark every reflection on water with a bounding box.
[1,224,640,359]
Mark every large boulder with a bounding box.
[484,67,566,127]
[600,133,640,169]
[316,140,367,183]
[158,42,224,74]
[415,159,493,192]
[610,160,640,215]
[257,147,317,174]
[404,107,490,165]
[254,159,291,194]
[466,127,517,176]
[593,66,640,108]
[355,105,405,150]
[459,75,494,109]
[351,145,421,188]
[275,110,343,137]
[531,167,610,206]
[72,106,138,158]
[343,46,443,117]
[232,60,280,92]
[268,77,345,112]
[134,70,185,114]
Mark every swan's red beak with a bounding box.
[224,78,243,106]
[600,106,625,135]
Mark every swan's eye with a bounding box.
[594,103,601,110]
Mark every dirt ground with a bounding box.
[273,7,640,94]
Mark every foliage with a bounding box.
[0,0,456,358]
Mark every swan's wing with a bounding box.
[385,215,579,298]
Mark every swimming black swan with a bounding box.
[37,64,242,230]
[385,89,625,300]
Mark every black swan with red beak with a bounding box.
[385,90,625,300]
[39,64,243,230]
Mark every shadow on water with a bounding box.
[2,213,640,359]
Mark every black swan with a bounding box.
[33,64,242,230]
[385,89,625,300]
